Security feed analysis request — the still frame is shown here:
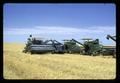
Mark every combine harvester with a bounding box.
[79,38,103,56]
[63,39,82,53]
[63,38,103,56]
[23,35,64,54]
[102,35,116,58]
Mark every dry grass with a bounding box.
[3,43,116,79]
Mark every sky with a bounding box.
[3,3,116,45]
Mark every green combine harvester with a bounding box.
[63,39,82,53]
[102,34,116,58]
[81,38,103,56]
[63,38,103,56]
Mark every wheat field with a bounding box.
[3,43,116,79]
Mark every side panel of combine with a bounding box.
[30,45,55,53]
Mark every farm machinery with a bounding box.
[80,38,103,55]
[102,35,116,57]
[23,35,102,55]
[63,39,82,53]
[63,38,103,56]
[23,34,116,57]
[23,35,64,54]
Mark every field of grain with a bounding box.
[3,43,116,79]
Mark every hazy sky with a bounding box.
[3,3,116,45]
